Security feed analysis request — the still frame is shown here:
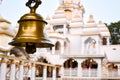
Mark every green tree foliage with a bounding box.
[106,21,120,44]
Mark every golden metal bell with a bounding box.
[9,0,54,53]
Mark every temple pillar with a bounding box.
[63,24,66,35]
[78,61,82,77]
[52,67,56,80]
[27,64,31,79]
[97,59,102,77]
[10,60,16,80]
[43,65,47,80]
[0,58,7,80]
[61,42,64,54]
[31,63,36,80]
[19,61,24,80]
[60,66,64,77]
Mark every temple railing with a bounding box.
[0,54,61,80]
[63,68,120,79]
[63,68,78,77]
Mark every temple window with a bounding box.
[53,25,64,34]
[102,37,107,45]
[55,41,61,50]
[55,41,61,54]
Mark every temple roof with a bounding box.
[0,15,15,52]
[0,15,11,24]
[0,15,15,37]
[103,45,120,63]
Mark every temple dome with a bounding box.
[50,8,67,24]
[82,14,99,35]
[71,14,82,22]
[85,14,97,27]
[70,14,83,28]
[52,10,66,19]
[46,16,51,20]
[98,21,110,37]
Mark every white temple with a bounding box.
[43,0,120,79]
[0,0,120,80]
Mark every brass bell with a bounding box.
[9,0,54,53]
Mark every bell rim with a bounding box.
[9,40,54,48]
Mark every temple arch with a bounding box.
[84,37,96,54]
[55,41,61,50]
[63,58,78,76]
[54,41,61,54]
[81,58,98,77]
[64,58,78,68]
[108,63,118,77]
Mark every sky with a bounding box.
[0,0,120,26]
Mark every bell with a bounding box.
[9,0,54,53]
